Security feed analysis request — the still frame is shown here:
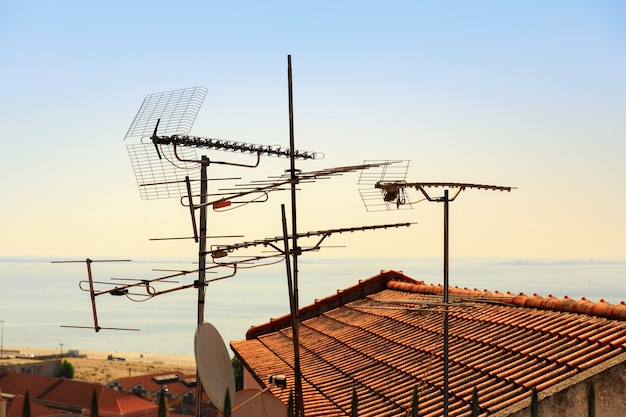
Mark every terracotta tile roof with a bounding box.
[2,393,62,417]
[111,371,197,398]
[100,396,158,416]
[0,372,157,417]
[231,270,626,417]
[0,373,58,398]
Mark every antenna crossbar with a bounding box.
[205,222,414,255]
[152,134,318,160]
[376,181,514,192]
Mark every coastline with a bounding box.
[2,346,196,368]
[1,346,197,383]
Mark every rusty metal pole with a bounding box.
[443,189,449,417]
[287,54,305,417]
[195,156,209,417]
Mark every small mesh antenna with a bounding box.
[357,160,413,211]
[124,86,208,139]
[127,143,200,200]
[124,86,207,200]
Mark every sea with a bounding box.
[1,256,625,357]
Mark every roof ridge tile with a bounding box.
[387,281,626,321]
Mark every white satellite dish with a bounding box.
[194,322,236,412]
[219,389,287,417]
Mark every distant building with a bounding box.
[0,372,157,417]
[0,360,61,378]
[231,270,626,416]
[110,371,215,416]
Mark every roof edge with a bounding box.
[245,270,420,339]
[387,281,626,321]
[490,351,626,416]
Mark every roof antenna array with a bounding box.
[58,59,417,417]
[358,160,515,417]
[120,73,326,416]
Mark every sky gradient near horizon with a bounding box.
[2,1,625,263]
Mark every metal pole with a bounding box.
[196,156,209,417]
[85,259,100,332]
[287,54,305,417]
[443,189,449,417]
[0,320,4,359]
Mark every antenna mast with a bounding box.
[359,162,514,417]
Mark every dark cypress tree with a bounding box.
[22,390,31,417]
[231,356,243,391]
[158,387,167,417]
[411,387,419,417]
[91,389,99,417]
[351,388,358,417]
[531,387,538,417]
[222,389,231,417]
[472,387,479,417]
[588,382,595,417]
[287,390,294,417]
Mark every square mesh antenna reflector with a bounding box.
[124,86,208,139]
[357,160,410,186]
[127,143,201,200]
[357,160,413,212]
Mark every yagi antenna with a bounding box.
[182,161,395,214]
[204,222,414,259]
[124,85,321,201]
[52,258,139,332]
[54,258,241,331]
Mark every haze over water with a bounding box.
[1,256,624,357]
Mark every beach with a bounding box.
[1,346,197,383]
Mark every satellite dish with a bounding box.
[194,322,236,412]
[219,389,287,417]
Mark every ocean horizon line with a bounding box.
[3,255,626,264]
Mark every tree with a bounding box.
[471,387,479,417]
[231,356,243,391]
[59,360,75,379]
[22,390,31,417]
[158,387,167,417]
[411,387,419,417]
[91,389,99,417]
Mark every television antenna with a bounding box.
[56,59,412,416]
[358,160,514,417]
[122,77,329,417]
[125,59,410,416]
[52,259,139,332]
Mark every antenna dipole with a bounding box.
[52,258,138,332]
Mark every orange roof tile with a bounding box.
[111,371,197,398]
[0,372,157,417]
[231,270,626,416]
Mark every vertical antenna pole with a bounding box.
[280,204,302,417]
[443,190,449,417]
[86,259,100,332]
[196,157,209,417]
[287,54,305,417]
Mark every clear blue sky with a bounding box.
[2,1,625,262]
